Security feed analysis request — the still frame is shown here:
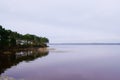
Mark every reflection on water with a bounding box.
[0,48,49,75]
[0,45,120,80]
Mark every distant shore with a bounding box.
[50,43,120,45]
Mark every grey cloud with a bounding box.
[0,0,120,43]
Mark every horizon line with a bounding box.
[49,43,120,45]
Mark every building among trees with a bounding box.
[0,25,49,50]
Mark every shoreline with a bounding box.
[0,46,49,54]
[0,76,24,80]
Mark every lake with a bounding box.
[0,45,120,80]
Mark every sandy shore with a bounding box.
[0,76,24,80]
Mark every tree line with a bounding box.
[0,25,49,50]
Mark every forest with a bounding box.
[0,25,49,50]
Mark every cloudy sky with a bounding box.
[0,0,120,43]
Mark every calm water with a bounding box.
[0,45,120,80]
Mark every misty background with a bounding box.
[0,0,120,43]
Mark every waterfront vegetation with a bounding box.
[0,25,49,51]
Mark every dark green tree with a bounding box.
[0,25,49,50]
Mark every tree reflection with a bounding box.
[0,48,49,75]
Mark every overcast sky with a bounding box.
[0,0,120,43]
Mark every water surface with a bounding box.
[1,45,120,80]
